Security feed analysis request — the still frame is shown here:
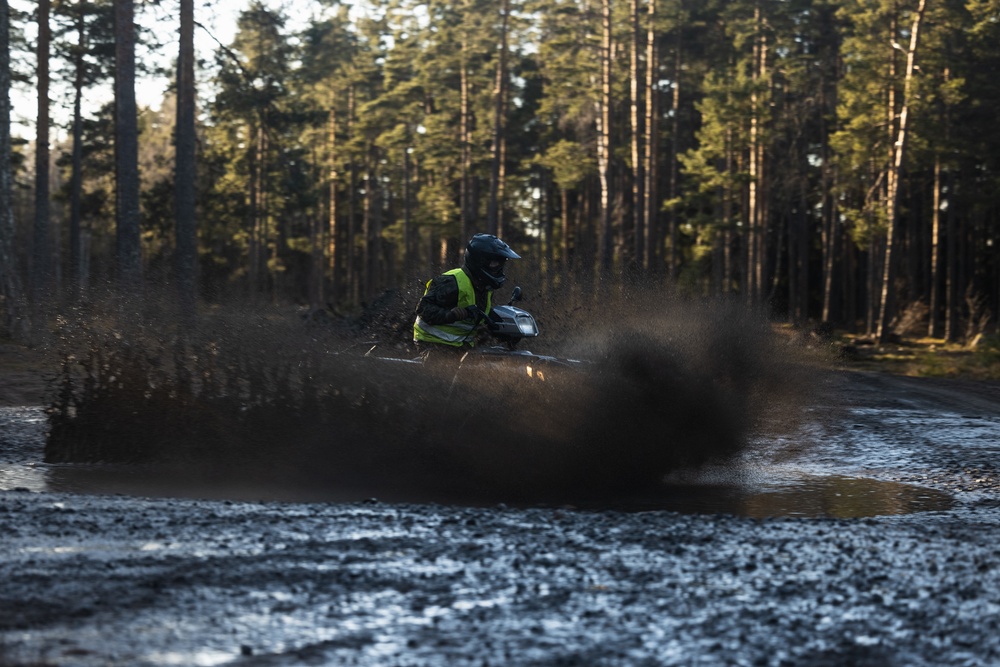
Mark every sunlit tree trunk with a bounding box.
[928,61,951,339]
[877,0,926,343]
[746,3,767,304]
[402,141,413,278]
[460,31,473,244]
[346,85,358,304]
[871,6,898,334]
[597,0,613,276]
[629,0,644,268]
[642,0,657,272]
[487,0,510,237]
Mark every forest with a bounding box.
[1,0,1000,343]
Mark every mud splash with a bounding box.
[41,291,818,506]
[1,408,953,518]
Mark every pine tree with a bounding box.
[52,0,115,299]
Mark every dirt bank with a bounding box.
[2,368,1000,666]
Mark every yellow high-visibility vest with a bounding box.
[413,268,492,347]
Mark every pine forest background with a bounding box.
[2,0,1000,344]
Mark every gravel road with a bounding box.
[2,369,1000,667]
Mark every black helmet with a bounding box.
[464,233,520,289]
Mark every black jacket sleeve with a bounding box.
[415,274,461,325]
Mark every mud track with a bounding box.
[2,369,1000,667]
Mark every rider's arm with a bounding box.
[415,274,462,324]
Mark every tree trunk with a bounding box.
[250,123,268,294]
[723,132,734,293]
[629,0,644,269]
[928,59,951,339]
[597,0,613,276]
[877,0,927,342]
[928,155,943,338]
[247,122,259,295]
[363,146,374,301]
[372,145,383,295]
[347,85,358,304]
[348,156,358,304]
[309,145,322,310]
[175,0,197,314]
[794,174,809,324]
[402,142,412,278]
[821,167,840,324]
[460,30,472,244]
[487,0,510,237]
[33,0,51,303]
[114,0,142,289]
[642,0,658,272]
[945,189,960,342]
[327,97,339,305]
[561,187,571,281]
[69,0,85,300]
[667,16,681,280]
[0,0,25,337]
[747,3,767,304]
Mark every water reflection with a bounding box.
[606,474,954,518]
[738,475,954,518]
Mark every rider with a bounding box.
[413,233,520,354]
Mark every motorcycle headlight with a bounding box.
[515,314,538,336]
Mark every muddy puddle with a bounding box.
[1,461,953,519]
[0,406,955,519]
[600,473,954,518]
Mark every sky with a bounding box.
[9,0,324,139]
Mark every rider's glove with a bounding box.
[449,305,482,322]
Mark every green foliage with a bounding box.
[534,140,595,191]
[15,0,1000,335]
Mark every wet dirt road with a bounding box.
[3,369,1000,667]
